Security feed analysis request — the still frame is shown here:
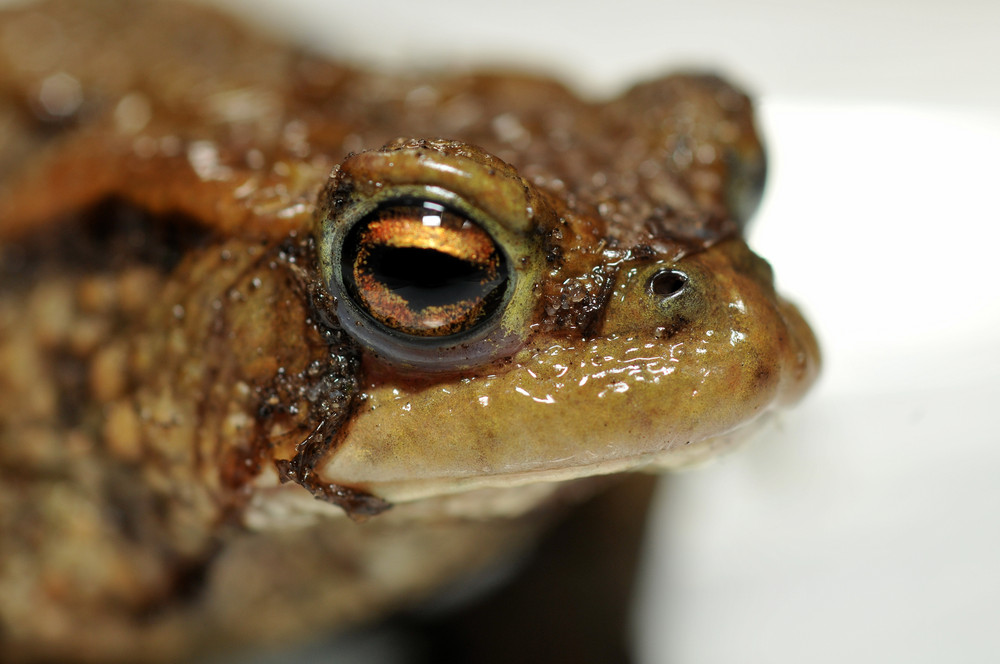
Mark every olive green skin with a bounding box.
[0,1,818,661]
[315,140,816,502]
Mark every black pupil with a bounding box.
[363,245,500,310]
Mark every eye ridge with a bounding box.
[343,200,509,337]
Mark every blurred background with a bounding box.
[10,0,1000,661]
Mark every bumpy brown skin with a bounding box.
[0,1,818,662]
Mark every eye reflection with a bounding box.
[421,201,444,227]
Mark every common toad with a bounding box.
[0,1,819,661]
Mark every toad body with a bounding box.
[0,1,819,661]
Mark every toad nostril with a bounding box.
[647,269,688,298]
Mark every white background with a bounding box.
[13,0,1000,661]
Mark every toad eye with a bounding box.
[316,142,548,371]
[342,200,508,337]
